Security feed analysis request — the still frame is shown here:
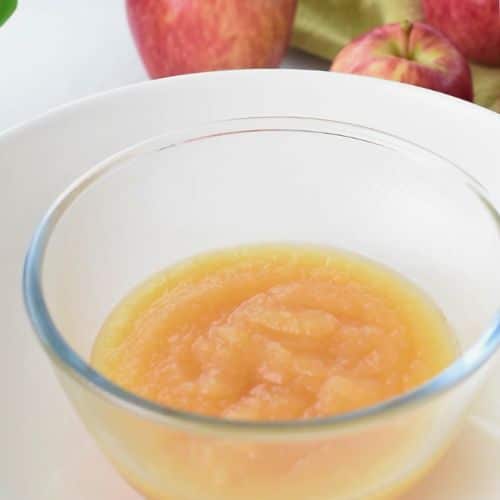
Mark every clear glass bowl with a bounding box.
[24,117,500,500]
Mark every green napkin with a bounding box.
[472,64,500,112]
[0,0,16,27]
[291,0,500,112]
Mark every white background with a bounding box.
[0,0,327,132]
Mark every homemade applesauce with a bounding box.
[91,244,456,420]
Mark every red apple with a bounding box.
[331,21,473,101]
[422,0,500,67]
[126,0,297,78]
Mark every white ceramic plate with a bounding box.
[2,70,500,500]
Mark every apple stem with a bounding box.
[400,20,413,60]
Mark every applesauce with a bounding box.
[91,244,456,420]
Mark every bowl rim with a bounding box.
[23,115,500,434]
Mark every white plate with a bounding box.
[2,70,500,500]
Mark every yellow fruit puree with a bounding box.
[92,244,456,420]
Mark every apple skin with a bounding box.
[126,0,297,78]
[331,21,473,101]
[422,0,500,67]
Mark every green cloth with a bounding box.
[292,0,500,112]
[0,0,16,27]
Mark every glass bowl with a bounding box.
[24,116,500,500]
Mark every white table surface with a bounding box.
[0,0,328,133]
